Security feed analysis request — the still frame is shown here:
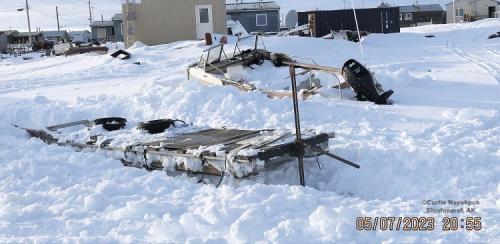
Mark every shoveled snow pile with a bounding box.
[1,20,499,243]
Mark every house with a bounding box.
[69,30,91,43]
[298,7,400,37]
[43,30,71,43]
[90,14,123,43]
[446,0,500,22]
[122,0,227,48]
[0,30,18,53]
[90,21,114,42]
[226,1,280,34]
[9,32,44,45]
[398,4,446,27]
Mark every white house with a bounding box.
[69,30,91,43]
[446,0,500,23]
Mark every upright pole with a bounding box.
[56,6,60,31]
[88,1,93,24]
[453,0,456,23]
[25,0,32,47]
[289,65,306,187]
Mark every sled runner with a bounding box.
[19,117,331,179]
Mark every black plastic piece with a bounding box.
[110,49,131,60]
[137,119,186,134]
[342,59,393,105]
[94,117,127,131]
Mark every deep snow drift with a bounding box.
[0,20,499,243]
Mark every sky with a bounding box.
[0,0,450,31]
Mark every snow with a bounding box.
[1,19,500,242]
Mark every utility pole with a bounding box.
[88,0,93,24]
[56,6,60,31]
[25,0,32,47]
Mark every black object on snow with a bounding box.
[342,59,393,105]
[94,117,127,131]
[488,32,500,39]
[110,49,131,60]
[137,119,187,134]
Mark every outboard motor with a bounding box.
[342,59,393,105]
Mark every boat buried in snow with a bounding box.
[188,35,394,105]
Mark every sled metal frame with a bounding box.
[187,35,346,100]
[22,122,329,179]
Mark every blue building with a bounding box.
[226,1,280,33]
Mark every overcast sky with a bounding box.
[0,0,450,31]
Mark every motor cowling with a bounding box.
[342,59,393,105]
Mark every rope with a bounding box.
[350,0,366,64]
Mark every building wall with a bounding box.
[113,20,124,42]
[400,11,446,27]
[91,26,115,42]
[446,0,500,23]
[299,8,400,36]
[0,33,7,53]
[123,0,227,47]
[70,32,91,42]
[227,10,280,33]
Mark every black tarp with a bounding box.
[298,7,400,37]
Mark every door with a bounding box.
[195,5,213,39]
[488,6,496,18]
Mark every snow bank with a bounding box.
[1,20,499,242]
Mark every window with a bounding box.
[199,8,209,23]
[455,8,464,17]
[399,14,402,21]
[256,14,268,26]
[404,13,413,20]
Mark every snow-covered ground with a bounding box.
[1,20,499,243]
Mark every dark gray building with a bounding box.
[90,14,124,43]
[0,31,18,53]
[398,4,446,27]
[226,1,280,33]
[43,30,71,43]
[112,14,124,42]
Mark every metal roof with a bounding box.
[0,30,18,36]
[400,4,444,13]
[90,21,114,27]
[43,31,69,37]
[15,32,43,37]
[446,0,500,6]
[112,14,123,21]
[226,1,280,12]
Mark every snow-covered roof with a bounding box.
[226,1,280,12]
[399,4,444,13]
